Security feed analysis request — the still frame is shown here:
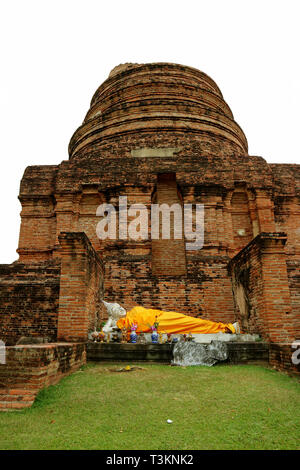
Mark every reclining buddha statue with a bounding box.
[102,301,240,335]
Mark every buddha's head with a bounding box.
[102,300,126,320]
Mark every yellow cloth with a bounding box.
[117,306,236,334]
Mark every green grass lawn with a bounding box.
[0,363,299,450]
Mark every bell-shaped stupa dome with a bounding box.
[69,62,248,159]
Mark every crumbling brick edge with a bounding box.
[0,342,86,411]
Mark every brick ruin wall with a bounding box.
[0,261,60,345]
[0,232,104,346]
[104,254,235,324]
[269,343,300,376]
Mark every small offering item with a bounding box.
[130,322,138,343]
[151,316,159,343]
[98,330,105,342]
[111,332,119,342]
[91,329,98,342]
[138,332,146,344]
[121,327,127,343]
[167,333,172,343]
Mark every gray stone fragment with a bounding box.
[172,340,228,366]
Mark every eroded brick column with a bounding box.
[151,173,186,276]
[54,194,76,244]
[57,232,104,342]
[258,233,295,342]
[229,232,296,342]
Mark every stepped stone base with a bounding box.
[87,341,270,364]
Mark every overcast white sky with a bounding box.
[0,0,299,263]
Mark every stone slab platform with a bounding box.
[87,342,270,364]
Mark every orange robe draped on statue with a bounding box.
[116,306,236,334]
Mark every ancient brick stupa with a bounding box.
[0,63,299,352]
